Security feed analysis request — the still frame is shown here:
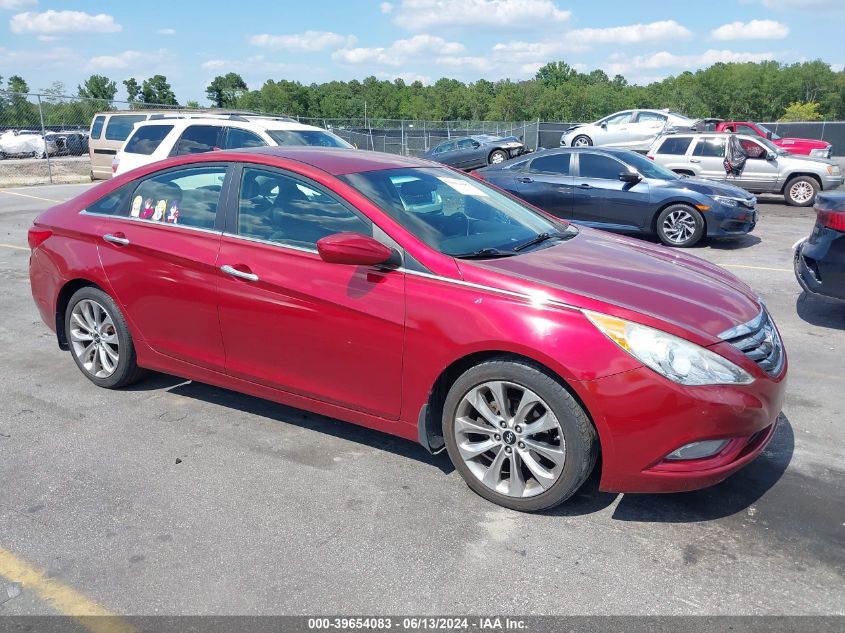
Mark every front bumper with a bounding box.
[578,359,786,493]
[821,175,844,190]
[707,202,757,237]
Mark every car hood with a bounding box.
[653,176,755,201]
[779,153,838,167]
[458,228,761,344]
[776,138,830,149]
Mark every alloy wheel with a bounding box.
[69,299,120,378]
[454,380,565,498]
[662,209,697,244]
[789,181,814,204]
[573,137,590,147]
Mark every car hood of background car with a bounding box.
[457,228,761,344]
[653,176,755,200]
[778,137,830,149]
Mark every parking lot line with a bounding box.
[0,546,136,633]
[0,243,28,251]
[0,190,62,203]
[722,263,792,273]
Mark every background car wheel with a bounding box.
[488,149,508,165]
[656,204,705,247]
[442,358,598,512]
[65,287,145,389]
[572,135,592,147]
[784,176,819,207]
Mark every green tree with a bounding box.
[205,72,248,108]
[779,101,823,121]
[78,75,117,101]
[185,100,200,109]
[123,78,140,104]
[141,75,178,106]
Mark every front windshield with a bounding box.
[757,123,781,141]
[267,129,352,148]
[622,151,680,180]
[340,167,573,257]
[756,136,785,154]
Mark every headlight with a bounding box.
[584,310,754,386]
[827,165,841,176]
[711,195,741,207]
[810,148,831,158]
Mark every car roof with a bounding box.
[218,146,440,175]
[130,116,327,133]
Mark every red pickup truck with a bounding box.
[714,121,833,158]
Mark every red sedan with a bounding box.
[28,147,787,511]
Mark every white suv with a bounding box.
[113,115,352,176]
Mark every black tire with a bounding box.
[442,358,598,512]
[571,135,592,147]
[64,286,145,389]
[488,149,508,165]
[656,204,705,247]
[783,175,819,207]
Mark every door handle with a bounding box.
[689,159,701,163]
[221,264,259,282]
[516,177,533,183]
[103,233,129,246]
[577,183,592,189]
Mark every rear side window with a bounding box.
[130,166,227,230]
[529,153,571,175]
[105,114,147,141]
[224,128,267,149]
[637,111,667,123]
[434,141,455,154]
[90,115,105,140]
[173,125,220,156]
[693,138,726,158]
[124,125,173,155]
[656,137,692,155]
[84,183,133,216]
[578,153,623,180]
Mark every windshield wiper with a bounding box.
[454,248,516,259]
[512,230,570,252]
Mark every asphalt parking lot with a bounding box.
[0,182,842,619]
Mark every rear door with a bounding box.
[513,152,574,218]
[94,163,231,371]
[215,165,405,419]
[631,111,667,149]
[571,152,651,231]
[170,124,223,156]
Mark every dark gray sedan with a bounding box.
[422,135,527,170]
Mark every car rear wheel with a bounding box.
[443,359,597,512]
[488,149,508,165]
[65,287,145,389]
[572,135,592,147]
[784,176,819,207]
[656,204,705,247]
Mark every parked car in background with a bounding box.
[45,130,89,157]
[113,115,352,175]
[716,121,833,159]
[476,147,757,247]
[422,135,527,169]
[28,146,786,512]
[0,129,58,159]
[794,191,845,301]
[559,109,696,151]
[647,132,843,206]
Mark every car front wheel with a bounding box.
[65,286,145,388]
[572,135,592,147]
[656,204,705,247]
[443,359,597,512]
[784,176,819,207]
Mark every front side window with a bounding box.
[173,125,221,156]
[578,153,624,180]
[124,125,173,155]
[740,139,767,159]
[90,115,105,140]
[238,167,372,249]
[104,115,147,141]
[693,138,726,158]
[737,124,759,136]
[340,167,570,257]
[529,153,571,175]
[457,138,476,150]
[130,166,227,229]
[224,128,267,149]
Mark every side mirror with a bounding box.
[618,171,641,184]
[766,131,773,140]
[766,152,777,161]
[471,141,480,148]
[317,232,398,267]
[600,121,608,129]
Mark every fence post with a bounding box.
[401,119,405,156]
[535,118,540,150]
[36,95,54,185]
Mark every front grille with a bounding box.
[721,309,784,377]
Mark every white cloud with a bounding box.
[201,59,227,70]
[0,0,36,10]
[604,49,777,76]
[376,71,431,85]
[393,0,570,31]
[491,39,586,63]
[10,9,121,33]
[711,19,789,40]
[333,34,465,66]
[157,27,175,35]
[249,31,356,52]
[380,2,394,12]
[569,20,691,44]
[0,45,81,68]
[201,55,292,75]
[88,50,144,69]
[831,63,844,72]
[36,34,57,41]
[435,55,494,71]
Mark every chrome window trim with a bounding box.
[221,231,319,255]
[80,210,223,236]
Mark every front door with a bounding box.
[571,152,651,231]
[216,166,405,419]
[95,164,231,371]
[736,138,780,192]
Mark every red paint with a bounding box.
[29,147,787,494]
[716,121,831,156]
[317,232,395,266]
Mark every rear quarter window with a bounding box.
[105,114,148,141]
[124,125,173,155]
[656,137,692,155]
[90,115,105,140]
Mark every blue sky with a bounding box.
[0,0,843,104]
